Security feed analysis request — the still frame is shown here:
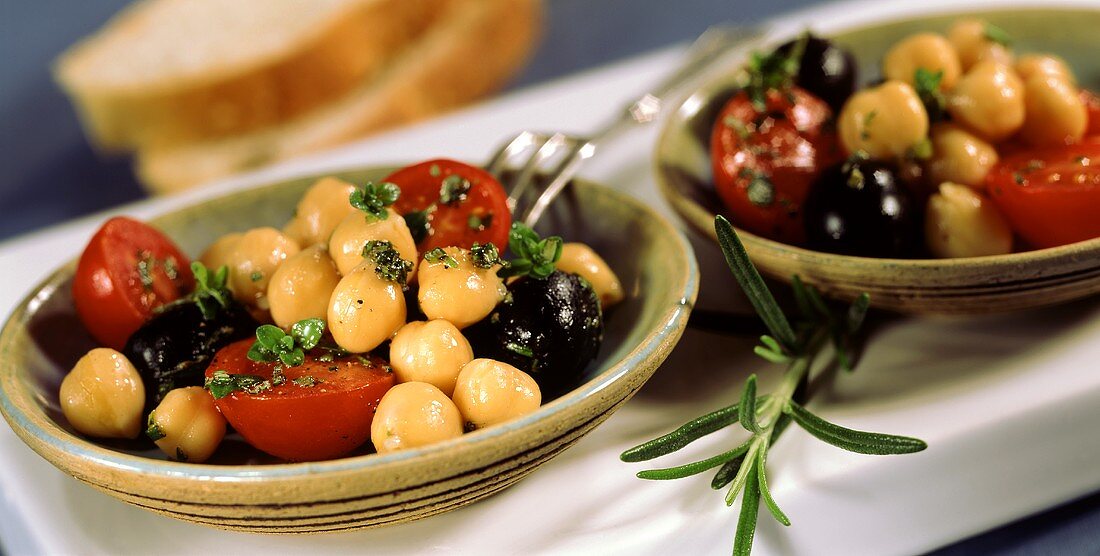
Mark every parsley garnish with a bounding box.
[498,223,562,280]
[468,212,493,231]
[362,240,413,285]
[983,23,1012,47]
[913,68,947,122]
[136,252,155,291]
[907,138,934,161]
[439,175,472,205]
[425,247,459,268]
[744,33,807,112]
[505,342,534,358]
[246,318,325,367]
[145,413,165,441]
[470,242,503,269]
[349,181,401,221]
[744,172,776,207]
[204,369,271,399]
[249,270,263,282]
[189,262,231,320]
[429,164,442,177]
[860,110,877,141]
[293,376,320,388]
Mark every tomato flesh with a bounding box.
[711,87,842,245]
[387,159,511,255]
[72,217,194,350]
[205,340,395,461]
[985,143,1100,249]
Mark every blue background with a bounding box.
[0,1,1098,554]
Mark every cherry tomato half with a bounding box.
[711,87,843,245]
[985,143,1100,249]
[73,217,194,350]
[206,340,395,461]
[387,159,511,255]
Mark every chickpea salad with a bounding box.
[711,18,1100,259]
[61,159,624,463]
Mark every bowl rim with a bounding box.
[654,1,1100,270]
[0,167,699,481]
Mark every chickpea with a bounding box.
[328,259,407,353]
[925,182,1013,258]
[883,33,961,90]
[282,177,358,247]
[328,208,418,277]
[389,320,473,396]
[1019,74,1087,147]
[227,227,300,307]
[947,61,1025,142]
[926,123,999,189]
[147,387,226,463]
[948,19,1013,71]
[838,81,929,159]
[417,247,507,329]
[1016,54,1075,84]
[199,232,241,272]
[60,348,145,439]
[555,243,624,308]
[371,382,463,454]
[266,244,341,328]
[452,359,541,430]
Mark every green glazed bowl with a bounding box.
[0,168,698,533]
[656,6,1100,315]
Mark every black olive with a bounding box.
[775,35,857,112]
[464,271,602,400]
[803,159,922,258]
[123,301,258,412]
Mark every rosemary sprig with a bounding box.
[622,216,926,554]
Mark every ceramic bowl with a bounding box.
[656,6,1100,315]
[0,168,698,533]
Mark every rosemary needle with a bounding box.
[621,215,927,555]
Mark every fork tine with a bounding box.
[506,132,572,211]
[485,131,539,178]
[520,140,594,227]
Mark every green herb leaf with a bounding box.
[913,68,947,122]
[714,216,797,350]
[621,402,743,462]
[746,173,776,207]
[499,223,563,280]
[907,137,934,161]
[786,401,927,454]
[349,181,401,220]
[293,376,320,388]
[424,247,459,268]
[145,412,166,441]
[733,464,763,556]
[470,242,504,269]
[983,23,1012,47]
[403,209,432,244]
[846,293,870,334]
[247,319,326,368]
[204,369,271,399]
[291,318,324,350]
[439,174,473,205]
[189,262,231,320]
[468,212,493,231]
[744,33,806,112]
[505,342,534,358]
[739,375,761,433]
[362,240,413,285]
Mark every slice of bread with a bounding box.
[56,0,438,149]
[135,0,540,194]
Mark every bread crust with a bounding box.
[137,0,541,194]
[57,0,438,149]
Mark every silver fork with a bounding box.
[486,25,763,228]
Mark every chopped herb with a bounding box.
[425,247,459,268]
[1014,172,1026,185]
[246,318,325,367]
[744,172,775,207]
[1024,160,1044,172]
[505,342,534,358]
[145,413,165,441]
[249,270,263,282]
[271,367,287,387]
[403,208,432,244]
[907,137,934,161]
[1074,155,1089,165]
[349,181,401,221]
[205,369,270,399]
[468,212,493,231]
[293,376,321,388]
[498,223,562,280]
[175,447,189,462]
[913,68,947,122]
[439,175,472,205]
[723,116,752,140]
[470,242,504,269]
[429,164,442,177]
[848,167,865,189]
[983,23,1012,47]
[362,240,413,285]
[189,262,231,320]
[328,365,339,372]
[162,257,179,280]
[744,33,807,112]
[136,252,155,291]
[860,110,877,141]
